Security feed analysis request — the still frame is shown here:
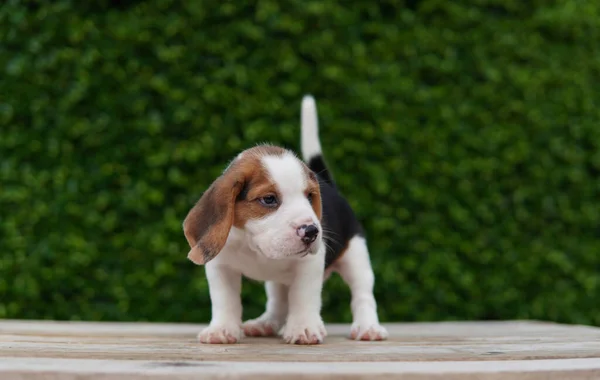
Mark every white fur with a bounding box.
[301,95,322,162]
[243,235,389,342]
[212,228,297,284]
[333,236,388,340]
[242,281,289,336]
[197,263,242,344]
[199,152,326,344]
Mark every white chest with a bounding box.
[212,230,297,285]
[222,248,296,285]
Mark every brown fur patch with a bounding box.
[232,169,279,228]
[183,171,244,265]
[302,165,322,220]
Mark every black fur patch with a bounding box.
[308,155,336,189]
[317,177,365,268]
[306,153,363,268]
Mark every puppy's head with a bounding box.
[183,144,323,265]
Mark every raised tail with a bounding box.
[301,94,335,188]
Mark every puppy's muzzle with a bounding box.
[297,224,319,244]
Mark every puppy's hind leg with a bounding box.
[336,235,388,341]
[242,281,288,337]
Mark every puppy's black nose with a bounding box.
[298,224,319,244]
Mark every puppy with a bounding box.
[183,95,388,344]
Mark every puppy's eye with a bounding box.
[258,195,278,207]
[307,193,314,203]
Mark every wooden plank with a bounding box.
[1,319,600,379]
[2,357,600,380]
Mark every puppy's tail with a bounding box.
[301,94,335,188]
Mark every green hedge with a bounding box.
[2,0,600,326]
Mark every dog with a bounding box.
[183,95,388,345]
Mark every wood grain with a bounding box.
[1,319,600,379]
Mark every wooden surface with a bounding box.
[1,319,600,379]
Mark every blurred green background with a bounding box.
[1,0,599,326]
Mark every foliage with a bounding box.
[1,0,599,326]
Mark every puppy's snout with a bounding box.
[297,224,319,244]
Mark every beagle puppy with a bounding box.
[183,95,388,345]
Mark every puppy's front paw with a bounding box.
[282,316,327,345]
[242,317,283,337]
[198,323,242,344]
[350,323,388,341]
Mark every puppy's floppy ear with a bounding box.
[183,166,245,265]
